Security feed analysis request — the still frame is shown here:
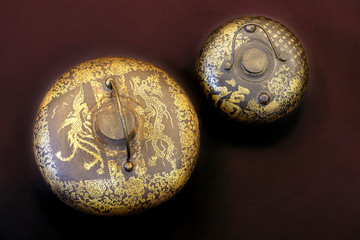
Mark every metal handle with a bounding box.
[105,78,133,172]
[225,23,286,70]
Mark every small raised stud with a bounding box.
[123,161,134,172]
[105,78,113,90]
[244,24,256,33]
[224,61,232,70]
[258,92,271,105]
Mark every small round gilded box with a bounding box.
[196,16,309,123]
[33,57,200,215]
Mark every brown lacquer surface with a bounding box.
[33,57,200,215]
[197,16,309,123]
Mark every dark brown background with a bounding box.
[1,0,359,239]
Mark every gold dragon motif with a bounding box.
[130,73,176,169]
[55,86,105,175]
[33,57,200,215]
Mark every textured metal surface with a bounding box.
[33,57,200,215]
[105,77,132,168]
[196,16,309,123]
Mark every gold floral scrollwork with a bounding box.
[33,57,199,215]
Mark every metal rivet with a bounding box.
[224,61,232,70]
[258,92,270,105]
[244,24,256,33]
[123,161,134,172]
[105,78,113,90]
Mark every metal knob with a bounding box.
[242,48,269,74]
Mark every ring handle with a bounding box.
[225,23,286,70]
[105,78,133,172]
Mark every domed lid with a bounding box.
[196,16,309,123]
[33,57,199,215]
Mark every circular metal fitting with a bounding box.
[123,161,134,172]
[242,48,268,74]
[244,24,256,33]
[196,16,309,123]
[95,105,135,141]
[258,92,271,105]
[33,57,200,215]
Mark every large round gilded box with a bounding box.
[196,16,309,123]
[33,57,200,215]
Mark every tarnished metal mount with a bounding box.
[196,16,309,123]
[224,23,286,71]
[105,78,133,172]
[33,57,200,215]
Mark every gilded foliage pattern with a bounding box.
[196,16,309,122]
[33,57,199,215]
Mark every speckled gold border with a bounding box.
[196,16,309,123]
[33,57,200,215]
